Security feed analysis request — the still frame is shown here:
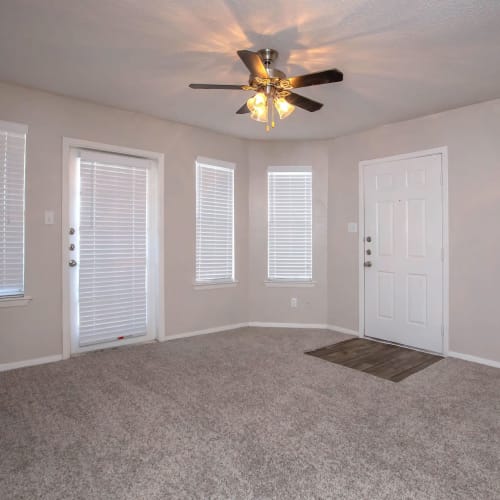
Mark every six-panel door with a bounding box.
[363,154,443,353]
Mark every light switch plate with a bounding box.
[348,222,358,233]
[44,210,55,225]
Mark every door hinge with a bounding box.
[440,169,443,185]
[441,248,444,261]
[441,325,444,337]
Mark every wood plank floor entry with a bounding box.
[305,338,443,382]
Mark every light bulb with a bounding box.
[250,107,268,123]
[274,97,295,119]
[247,93,268,123]
[247,92,267,112]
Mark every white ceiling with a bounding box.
[1,0,500,140]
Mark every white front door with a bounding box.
[363,153,444,353]
[66,147,160,354]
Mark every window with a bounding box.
[268,167,312,282]
[195,158,234,284]
[76,149,154,347]
[0,120,27,298]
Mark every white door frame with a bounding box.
[358,147,449,355]
[61,137,166,359]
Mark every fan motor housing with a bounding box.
[265,67,286,79]
[249,49,286,88]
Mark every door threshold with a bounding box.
[364,335,443,357]
[71,338,158,357]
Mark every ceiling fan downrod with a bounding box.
[257,48,278,68]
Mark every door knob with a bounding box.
[68,260,77,267]
[366,236,372,242]
[364,261,372,267]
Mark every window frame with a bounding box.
[194,156,236,288]
[267,166,313,284]
[0,119,29,305]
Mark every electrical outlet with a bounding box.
[290,297,298,308]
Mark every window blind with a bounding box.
[195,160,234,283]
[268,168,312,281]
[78,150,150,346]
[0,122,26,297]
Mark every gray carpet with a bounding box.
[1,327,499,499]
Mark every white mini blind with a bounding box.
[78,150,150,346]
[0,122,26,297]
[196,160,234,283]
[268,168,312,281]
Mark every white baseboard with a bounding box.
[247,322,359,337]
[248,321,329,329]
[326,324,359,336]
[0,354,63,373]
[165,322,360,338]
[162,322,248,341]
[2,330,497,373]
[448,351,500,369]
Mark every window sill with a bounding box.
[264,281,316,288]
[0,295,32,308]
[193,281,239,290]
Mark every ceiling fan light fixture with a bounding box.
[189,48,343,132]
[274,97,295,119]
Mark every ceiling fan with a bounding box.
[189,48,343,131]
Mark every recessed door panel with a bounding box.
[406,169,426,188]
[407,273,427,326]
[378,271,395,319]
[376,201,394,256]
[376,173,393,191]
[407,199,426,257]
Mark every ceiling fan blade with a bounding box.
[237,50,267,78]
[285,92,323,112]
[189,84,246,90]
[236,102,250,114]
[288,69,343,89]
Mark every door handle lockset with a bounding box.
[364,261,372,267]
[68,260,77,267]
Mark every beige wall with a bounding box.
[1,80,499,366]
[327,98,500,362]
[247,140,329,325]
[0,82,249,364]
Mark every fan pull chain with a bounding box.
[266,95,271,132]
